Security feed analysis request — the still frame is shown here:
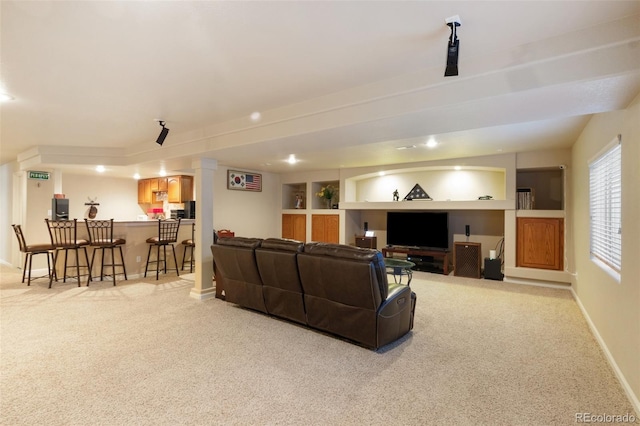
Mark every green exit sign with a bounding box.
[28,171,50,180]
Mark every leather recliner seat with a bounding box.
[211,237,416,349]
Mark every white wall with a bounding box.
[0,162,16,266]
[355,169,506,202]
[571,95,640,410]
[213,166,280,239]
[62,173,143,221]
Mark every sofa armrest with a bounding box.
[378,283,412,317]
[376,283,415,348]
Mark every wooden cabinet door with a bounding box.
[282,214,306,241]
[311,214,339,243]
[157,177,168,192]
[181,176,193,201]
[167,177,180,203]
[138,179,151,203]
[167,176,193,203]
[149,178,159,192]
[517,217,564,270]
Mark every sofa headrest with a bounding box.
[260,238,304,252]
[215,236,263,249]
[303,242,379,261]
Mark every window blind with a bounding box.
[589,137,622,273]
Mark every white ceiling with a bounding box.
[1,1,639,177]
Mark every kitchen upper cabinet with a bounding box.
[517,217,564,270]
[167,175,194,203]
[150,177,167,192]
[138,179,152,203]
[282,214,306,242]
[311,214,339,243]
[138,176,192,204]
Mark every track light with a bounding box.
[156,120,169,146]
[444,15,461,77]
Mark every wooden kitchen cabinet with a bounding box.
[517,217,564,270]
[282,214,306,242]
[311,214,339,243]
[138,179,152,203]
[167,176,194,203]
[149,177,167,192]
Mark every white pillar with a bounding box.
[189,158,218,300]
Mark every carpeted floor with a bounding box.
[0,264,637,425]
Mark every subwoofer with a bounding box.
[454,242,481,278]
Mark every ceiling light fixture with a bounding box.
[287,154,297,164]
[155,120,169,146]
[444,15,461,77]
[96,165,105,173]
[133,173,141,180]
[426,138,438,148]
[250,112,262,122]
[0,93,14,102]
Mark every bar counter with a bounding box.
[74,219,195,279]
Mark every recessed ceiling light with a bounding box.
[287,154,297,164]
[159,169,167,177]
[426,138,438,148]
[0,93,14,102]
[454,166,462,171]
[133,173,141,180]
[96,165,105,173]
[250,112,261,122]
[378,171,386,176]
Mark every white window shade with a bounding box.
[589,136,622,273]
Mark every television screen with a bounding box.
[386,211,449,250]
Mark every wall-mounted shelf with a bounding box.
[340,200,514,211]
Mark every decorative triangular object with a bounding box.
[404,184,432,201]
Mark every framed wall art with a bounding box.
[227,170,262,192]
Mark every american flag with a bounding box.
[245,173,261,190]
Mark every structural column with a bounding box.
[189,158,217,300]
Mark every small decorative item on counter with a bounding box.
[315,185,338,209]
[84,196,99,219]
[393,189,399,201]
[147,208,165,220]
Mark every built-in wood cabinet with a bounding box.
[516,217,564,270]
[282,214,306,242]
[167,175,193,203]
[311,214,339,243]
[138,179,152,203]
[138,175,193,204]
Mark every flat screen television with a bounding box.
[386,211,449,250]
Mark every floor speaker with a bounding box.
[484,258,504,280]
[454,242,481,278]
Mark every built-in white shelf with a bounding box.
[515,209,565,218]
[340,199,514,211]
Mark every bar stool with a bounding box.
[181,223,195,272]
[85,219,127,286]
[144,219,181,279]
[45,218,92,286]
[11,224,56,287]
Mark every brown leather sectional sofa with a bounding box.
[211,237,416,349]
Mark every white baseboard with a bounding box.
[571,288,640,417]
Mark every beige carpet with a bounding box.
[0,264,637,425]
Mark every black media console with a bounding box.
[381,247,450,275]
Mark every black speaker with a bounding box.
[465,225,470,236]
[364,222,368,232]
[484,258,503,281]
[454,242,481,278]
